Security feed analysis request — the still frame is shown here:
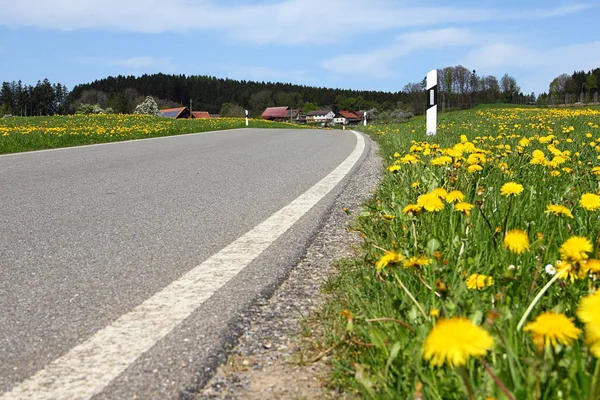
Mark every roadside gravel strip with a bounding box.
[196,135,382,399]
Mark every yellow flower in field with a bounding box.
[417,193,445,212]
[550,170,561,177]
[560,236,593,263]
[430,309,440,318]
[446,190,465,203]
[403,256,432,268]
[412,181,421,189]
[524,312,581,348]
[393,152,400,158]
[500,182,524,197]
[454,202,474,216]
[503,229,530,254]
[577,291,600,357]
[466,274,494,290]
[375,251,404,271]
[545,204,574,218]
[582,259,600,275]
[403,204,423,215]
[387,165,400,173]
[530,149,546,165]
[431,155,453,166]
[591,166,600,175]
[467,164,483,173]
[382,214,395,220]
[400,154,420,164]
[580,193,600,211]
[423,317,494,367]
[431,188,448,199]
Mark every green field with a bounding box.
[320,106,600,399]
[0,115,307,154]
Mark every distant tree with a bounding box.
[219,102,245,117]
[134,96,160,115]
[500,74,520,103]
[303,102,319,112]
[584,74,598,102]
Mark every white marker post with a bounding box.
[245,109,249,127]
[364,111,367,127]
[426,70,437,136]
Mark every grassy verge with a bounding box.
[0,115,308,154]
[320,106,600,399]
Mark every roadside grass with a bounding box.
[0,115,308,154]
[319,106,600,399]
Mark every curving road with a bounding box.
[0,128,366,399]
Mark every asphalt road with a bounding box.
[0,128,366,399]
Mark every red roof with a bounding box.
[261,106,290,119]
[158,107,189,119]
[338,110,360,120]
[192,111,210,119]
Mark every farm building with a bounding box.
[305,109,335,123]
[158,107,193,119]
[334,110,361,125]
[261,107,301,122]
[192,111,211,119]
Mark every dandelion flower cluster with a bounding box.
[465,274,494,290]
[375,251,404,271]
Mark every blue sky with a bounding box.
[0,0,599,96]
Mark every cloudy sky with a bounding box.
[0,0,598,95]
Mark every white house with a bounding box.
[305,109,335,123]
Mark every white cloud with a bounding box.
[322,28,482,76]
[0,0,592,45]
[77,56,177,71]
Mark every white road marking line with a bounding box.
[1,130,365,400]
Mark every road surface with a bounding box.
[0,128,366,399]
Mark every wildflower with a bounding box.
[403,256,432,268]
[577,291,600,357]
[393,152,400,158]
[580,193,600,211]
[545,204,574,218]
[545,264,556,276]
[503,229,530,254]
[467,164,483,173]
[411,181,421,189]
[446,190,465,203]
[560,236,593,263]
[431,188,448,199]
[550,170,561,177]
[434,279,447,293]
[387,165,400,173]
[423,317,494,367]
[375,251,404,271]
[591,166,600,175]
[403,204,423,215]
[417,193,445,212]
[454,202,474,216]
[431,155,452,166]
[500,182,524,197]
[400,154,420,164]
[466,274,494,290]
[582,259,600,275]
[430,309,440,318]
[524,312,581,348]
[382,214,395,220]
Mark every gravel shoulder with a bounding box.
[196,133,382,399]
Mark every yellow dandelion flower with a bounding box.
[400,154,420,164]
[583,259,600,275]
[411,181,421,189]
[577,291,600,357]
[454,202,474,216]
[467,164,483,173]
[417,193,445,212]
[431,188,448,199]
[430,309,440,318]
[465,274,494,290]
[403,255,432,268]
[446,190,465,203]
[423,317,494,367]
[545,204,574,218]
[591,166,600,175]
[550,170,561,177]
[524,311,581,348]
[387,165,401,173]
[580,193,600,211]
[403,204,423,215]
[431,155,453,166]
[500,182,524,197]
[375,251,404,271]
[560,236,593,263]
[503,229,530,254]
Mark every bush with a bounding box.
[134,96,160,116]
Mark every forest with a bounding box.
[1,66,598,119]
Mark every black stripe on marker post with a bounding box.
[427,85,438,110]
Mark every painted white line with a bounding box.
[1,130,365,400]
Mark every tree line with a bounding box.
[2,66,596,120]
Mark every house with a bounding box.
[261,107,301,122]
[192,111,211,119]
[305,109,335,124]
[334,110,361,125]
[158,107,193,119]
